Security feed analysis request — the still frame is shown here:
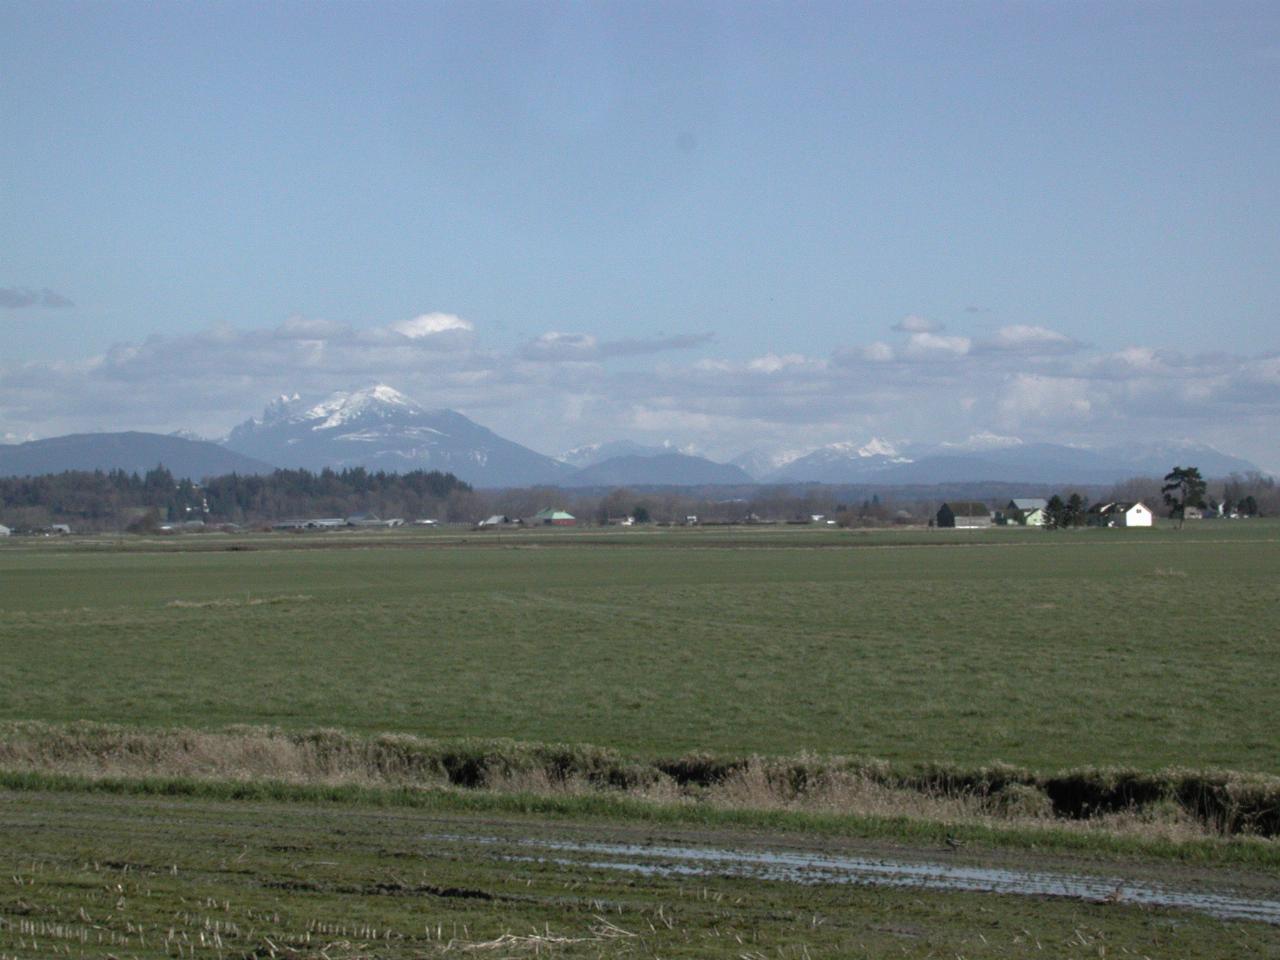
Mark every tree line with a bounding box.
[1035,467,1272,529]
[1,464,1273,533]
[0,466,471,531]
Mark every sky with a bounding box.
[2,1,1279,471]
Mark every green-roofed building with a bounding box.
[531,508,577,526]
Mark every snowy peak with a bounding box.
[859,437,902,459]
[765,438,915,483]
[252,385,424,431]
[304,384,422,430]
[812,437,905,460]
[225,385,568,487]
[560,439,691,468]
[259,392,304,425]
[730,448,799,480]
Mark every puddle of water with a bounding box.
[423,832,1280,925]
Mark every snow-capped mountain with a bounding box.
[765,438,913,483]
[729,448,804,481]
[770,439,1260,485]
[560,439,684,469]
[224,385,569,487]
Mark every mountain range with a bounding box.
[0,432,273,480]
[0,383,1265,486]
[563,453,752,487]
[740,438,1259,486]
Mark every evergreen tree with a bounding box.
[1162,466,1207,527]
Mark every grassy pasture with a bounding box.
[1,523,1277,772]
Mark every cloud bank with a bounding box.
[0,312,1276,472]
[0,287,75,309]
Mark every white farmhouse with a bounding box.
[1088,501,1154,527]
[1115,502,1154,527]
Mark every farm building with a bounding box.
[476,514,519,529]
[1086,501,1154,527]
[1003,498,1048,526]
[346,514,405,528]
[272,518,345,531]
[531,508,576,526]
[936,502,992,528]
[0,524,10,537]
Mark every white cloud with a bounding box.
[998,374,1094,423]
[893,314,942,333]
[392,312,473,339]
[747,352,809,373]
[862,341,894,362]
[520,331,600,361]
[275,316,349,340]
[904,332,971,358]
[982,324,1079,353]
[520,331,714,362]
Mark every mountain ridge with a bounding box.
[562,452,753,487]
[0,432,275,480]
[2,383,1265,486]
[223,385,568,488]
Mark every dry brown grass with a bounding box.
[0,722,444,787]
[1,722,1275,845]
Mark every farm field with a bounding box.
[3,788,1279,960]
[3,522,1279,958]
[1,522,1277,773]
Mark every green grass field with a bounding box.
[2,522,1277,773]
[3,524,1279,957]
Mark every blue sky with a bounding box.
[3,1,1279,470]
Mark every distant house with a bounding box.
[530,508,576,527]
[0,524,10,537]
[1087,501,1154,528]
[272,518,345,531]
[158,519,206,533]
[346,514,405,528]
[936,502,992,529]
[49,524,72,535]
[1003,498,1048,526]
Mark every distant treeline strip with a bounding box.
[0,465,470,530]
[2,722,1277,851]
